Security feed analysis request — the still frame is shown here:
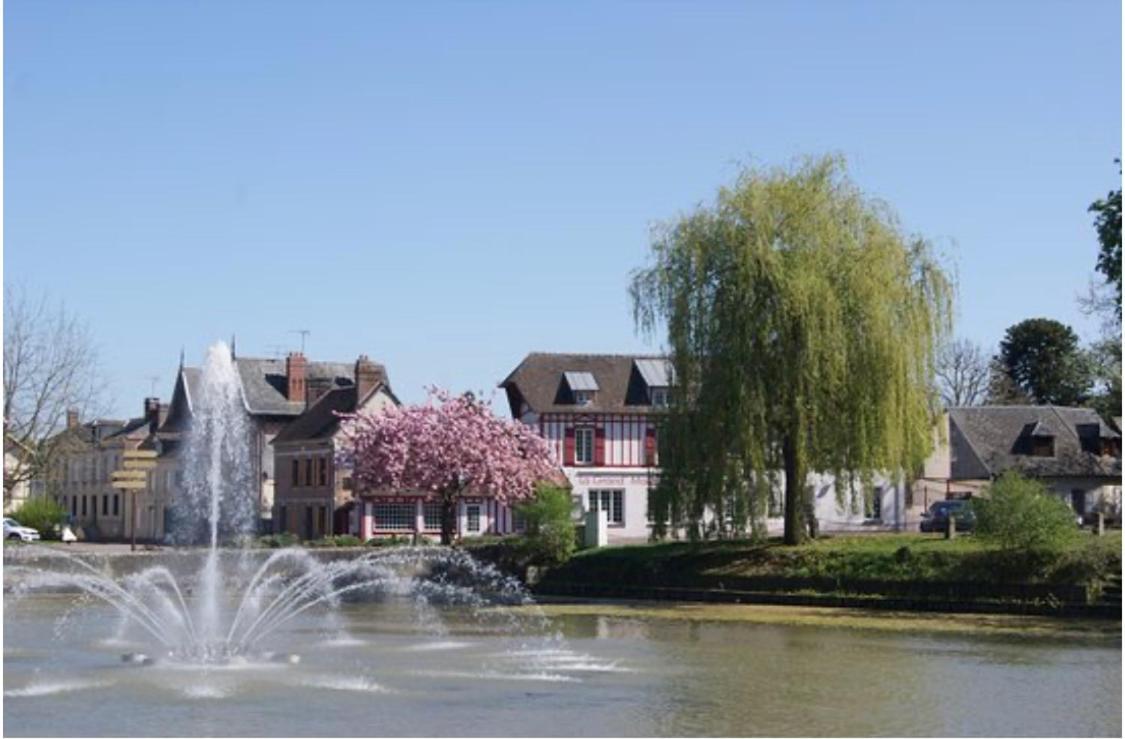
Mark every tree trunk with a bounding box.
[440,493,457,546]
[782,434,806,546]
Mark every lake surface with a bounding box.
[4,588,1120,737]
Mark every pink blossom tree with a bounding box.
[337,388,561,545]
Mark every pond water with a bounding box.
[4,592,1120,737]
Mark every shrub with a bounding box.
[257,532,299,548]
[330,534,361,548]
[9,497,67,540]
[515,483,576,567]
[974,471,1080,552]
[366,534,412,547]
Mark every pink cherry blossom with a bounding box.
[336,388,561,543]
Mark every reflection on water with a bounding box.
[4,595,1121,737]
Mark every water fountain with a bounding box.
[4,342,546,669]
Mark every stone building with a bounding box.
[159,348,392,534]
[45,401,168,540]
[915,405,1123,519]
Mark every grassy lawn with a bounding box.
[543,531,1122,587]
[519,601,1122,639]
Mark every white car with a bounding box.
[3,517,41,542]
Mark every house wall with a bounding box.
[273,440,339,538]
[4,452,33,514]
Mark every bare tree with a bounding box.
[3,285,109,505]
[935,337,990,408]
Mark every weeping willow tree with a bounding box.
[631,156,953,545]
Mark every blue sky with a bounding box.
[5,1,1121,419]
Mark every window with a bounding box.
[103,495,109,516]
[113,495,119,516]
[1031,437,1055,457]
[423,502,442,531]
[512,509,527,533]
[317,506,327,536]
[651,387,669,407]
[291,459,300,486]
[318,457,328,487]
[574,390,594,406]
[588,489,624,526]
[81,496,87,517]
[466,504,481,533]
[870,486,883,520]
[278,506,287,533]
[304,458,313,487]
[373,502,415,531]
[575,427,594,465]
[70,496,77,517]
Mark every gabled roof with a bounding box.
[500,352,670,416]
[235,358,362,416]
[160,355,390,426]
[949,405,1122,480]
[272,382,397,444]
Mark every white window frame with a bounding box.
[373,502,415,531]
[651,387,669,407]
[574,390,594,406]
[422,501,442,531]
[575,427,594,465]
[588,489,624,527]
[466,504,481,533]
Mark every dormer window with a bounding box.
[634,358,675,409]
[1020,421,1055,457]
[563,371,598,406]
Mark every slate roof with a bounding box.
[500,353,672,416]
[271,387,359,444]
[271,379,398,444]
[949,406,1122,480]
[235,358,365,416]
[165,356,389,421]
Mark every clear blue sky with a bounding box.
[5,1,1121,419]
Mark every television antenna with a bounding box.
[289,329,311,354]
[147,375,160,396]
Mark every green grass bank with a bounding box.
[531,532,1122,617]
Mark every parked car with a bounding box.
[919,500,975,533]
[3,517,42,542]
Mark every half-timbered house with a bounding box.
[500,353,669,542]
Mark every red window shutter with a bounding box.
[645,424,657,466]
[564,425,576,466]
[594,424,606,466]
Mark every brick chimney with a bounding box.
[355,355,381,401]
[286,352,307,402]
[66,408,80,429]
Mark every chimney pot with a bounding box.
[66,408,80,429]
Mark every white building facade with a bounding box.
[501,354,667,543]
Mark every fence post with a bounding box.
[945,515,956,540]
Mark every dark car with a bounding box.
[919,500,976,533]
